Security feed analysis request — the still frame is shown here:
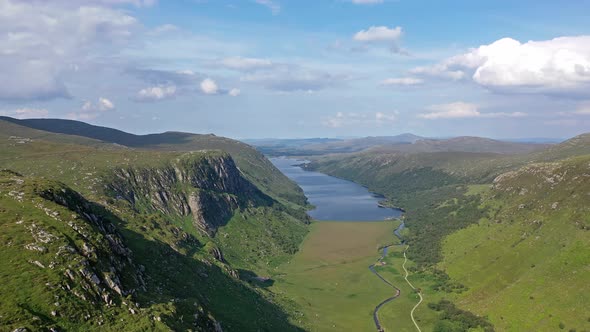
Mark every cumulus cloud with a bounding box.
[99,97,115,111]
[418,102,527,119]
[69,97,115,120]
[135,85,177,102]
[200,78,219,95]
[220,56,273,71]
[255,0,280,15]
[353,26,402,42]
[323,111,397,128]
[380,77,423,86]
[229,88,241,97]
[353,26,405,53]
[411,36,590,96]
[0,0,140,101]
[0,108,49,119]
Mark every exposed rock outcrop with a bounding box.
[106,152,271,235]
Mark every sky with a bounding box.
[1,0,590,139]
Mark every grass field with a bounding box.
[270,220,443,332]
[270,221,396,331]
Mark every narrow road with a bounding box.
[403,246,423,332]
[369,246,400,332]
[369,221,404,332]
[369,221,423,332]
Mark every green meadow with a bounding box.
[270,220,443,332]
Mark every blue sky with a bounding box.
[1,0,590,139]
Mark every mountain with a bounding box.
[249,133,426,155]
[0,117,309,331]
[248,132,550,156]
[0,116,307,206]
[409,136,549,154]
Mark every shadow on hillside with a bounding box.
[1,117,195,147]
[238,269,275,288]
[93,205,301,331]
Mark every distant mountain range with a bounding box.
[247,132,557,156]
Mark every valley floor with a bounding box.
[270,220,431,332]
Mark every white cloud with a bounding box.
[98,97,115,111]
[375,111,396,123]
[418,102,527,120]
[200,78,219,95]
[0,108,49,119]
[255,0,280,15]
[70,97,115,120]
[0,0,140,100]
[380,77,423,86]
[353,26,405,53]
[220,56,273,71]
[353,26,402,42]
[135,85,177,102]
[323,111,396,128]
[351,0,383,4]
[229,88,241,97]
[412,36,590,96]
[410,65,465,80]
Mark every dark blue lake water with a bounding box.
[270,157,403,221]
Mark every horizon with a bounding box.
[1,115,569,142]
[1,1,589,138]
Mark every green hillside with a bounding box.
[0,117,307,207]
[0,119,310,331]
[304,134,590,331]
[441,157,590,331]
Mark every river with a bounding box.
[270,157,403,221]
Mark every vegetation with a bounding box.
[0,117,310,331]
[304,134,590,331]
[269,221,399,331]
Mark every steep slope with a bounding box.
[0,117,307,207]
[0,170,220,331]
[440,156,590,331]
[0,120,310,331]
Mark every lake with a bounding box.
[270,157,403,221]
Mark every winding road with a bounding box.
[369,221,423,332]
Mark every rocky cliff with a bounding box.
[105,151,272,236]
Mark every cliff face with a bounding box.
[0,171,143,329]
[106,152,271,235]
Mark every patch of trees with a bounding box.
[429,300,494,332]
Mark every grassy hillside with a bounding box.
[441,156,590,331]
[303,133,590,331]
[0,117,307,207]
[0,119,311,331]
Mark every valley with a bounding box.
[2,2,589,331]
[1,116,588,332]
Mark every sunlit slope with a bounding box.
[440,156,590,332]
[0,118,311,330]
